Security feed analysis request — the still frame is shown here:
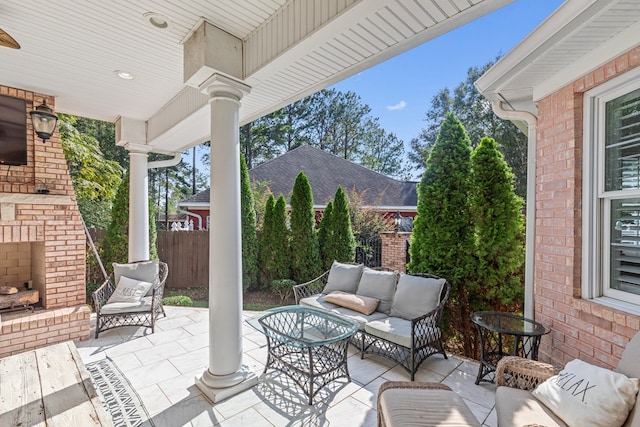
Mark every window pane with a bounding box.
[610,198,640,296]
[605,88,640,191]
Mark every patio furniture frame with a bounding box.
[293,270,450,380]
[92,261,168,338]
[248,305,359,405]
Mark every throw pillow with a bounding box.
[107,276,153,304]
[355,268,398,314]
[323,291,380,315]
[113,259,159,297]
[389,274,445,320]
[322,261,364,294]
[532,358,640,427]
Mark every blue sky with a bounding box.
[330,0,565,158]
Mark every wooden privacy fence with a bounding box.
[87,229,407,289]
[157,230,209,288]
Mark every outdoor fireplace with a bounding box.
[0,85,90,357]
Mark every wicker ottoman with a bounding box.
[377,382,481,427]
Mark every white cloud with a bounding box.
[386,100,407,111]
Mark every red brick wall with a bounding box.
[0,85,90,357]
[535,46,640,369]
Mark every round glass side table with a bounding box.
[471,311,549,384]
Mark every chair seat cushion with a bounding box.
[379,387,481,427]
[496,387,566,427]
[100,296,152,314]
[365,316,440,348]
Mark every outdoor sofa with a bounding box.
[293,261,450,380]
[377,331,640,427]
[92,260,168,338]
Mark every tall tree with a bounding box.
[359,119,409,179]
[318,201,334,270]
[408,112,476,357]
[72,116,127,168]
[289,172,322,282]
[259,194,276,286]
[102,171,131,270]
[470,137,525,308]
[410,60,528,198]
[58,115,123,228]
[271,195,291,281]
[325,186,356,265]
[240,153,259,290]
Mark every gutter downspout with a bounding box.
[179,209,203,230]
[491,101,538,320]
[148,152,182,169]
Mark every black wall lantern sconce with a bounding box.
[394,211,403,232]
[30,100,58,142]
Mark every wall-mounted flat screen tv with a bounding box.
[0,95,28,166]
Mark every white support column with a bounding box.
[196,74,257,402]
[128,148,151,262]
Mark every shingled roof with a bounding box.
[179,145,417,209]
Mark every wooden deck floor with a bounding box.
[0,341,113,426]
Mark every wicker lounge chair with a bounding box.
[92,261,168,338]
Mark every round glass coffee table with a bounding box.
[247,305,359,404]
[471,311,549,384]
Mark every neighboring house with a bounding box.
[476,0,640,369]
[178,145,417,228]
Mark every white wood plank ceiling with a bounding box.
[0,0,513,153]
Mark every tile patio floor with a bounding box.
[77,306,497,427]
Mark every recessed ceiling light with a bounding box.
[114,70,134,80]
[144,12,172,30]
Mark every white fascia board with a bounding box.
[475,0,608,97]
[533,20,640,102]
[177,202,210,209]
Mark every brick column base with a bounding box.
[381,232,411,272]
[0,305,91,358]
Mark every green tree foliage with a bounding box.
[359,119,410,179]
[58,115,123,228]
[324,186,355,265]
[102,170,131,270]
[102,171,158,274]
[240,153,259,290]
[72,116,127,168]
[259,194,276,286]
[410,60,528,198]
[233,89,407,178]
[290,172,322,283]
[470,137,525,308]
[408,112,476,357]
[318,201,334,270]
[259,194,291,286]
[272,195,291,280]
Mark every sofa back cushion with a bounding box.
[113,259,159,297]
[617,332,640,379]
[390,274,445,320]
[355,268,398,314]
[618,332,640,427]
[322,261,363,294]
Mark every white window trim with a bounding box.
[582,66,640,316]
